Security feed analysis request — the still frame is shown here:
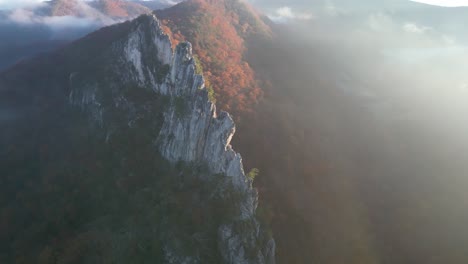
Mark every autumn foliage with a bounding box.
[156,0,271,114]
[95,0,151,18]
[99,0,131,17]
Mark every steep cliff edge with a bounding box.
[0,13,274,264]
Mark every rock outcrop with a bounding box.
[68,13,275,263]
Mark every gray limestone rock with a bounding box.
[69,13,275,264]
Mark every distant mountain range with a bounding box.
[0,0,183,71]
[37,0,167,20]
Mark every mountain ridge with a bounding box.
[0,12,275,264]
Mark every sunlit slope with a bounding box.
[156,0,271,114]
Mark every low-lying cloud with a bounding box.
[6,7,105,30]
[268,6,313,23]
[0,0,44,10]
[1,0,117,33]
[0,1,137,70]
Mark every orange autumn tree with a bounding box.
[156,0,271,115]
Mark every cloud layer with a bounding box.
[0,0,160,70]
[267,6,313,23]
[0,0,44,10]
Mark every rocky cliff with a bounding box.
[61,15,275,264]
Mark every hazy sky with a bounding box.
[249,0,468,19]
[411,0,468,6]
[250,0,468,8]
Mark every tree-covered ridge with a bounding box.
[156,0,271,115]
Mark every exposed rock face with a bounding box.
[68,14,275,263]
[160,43,249,194]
